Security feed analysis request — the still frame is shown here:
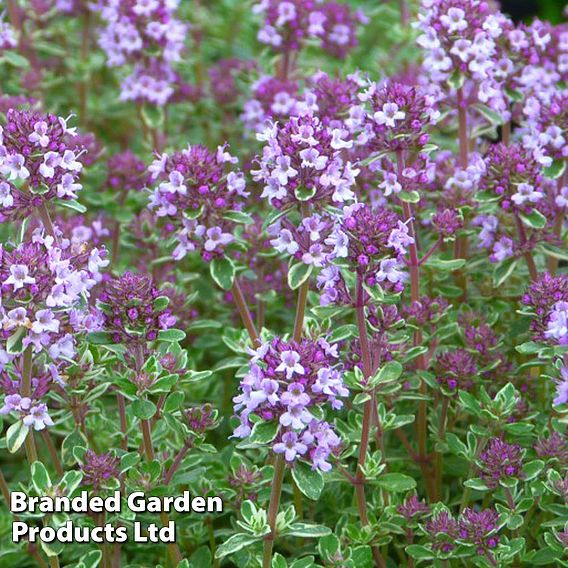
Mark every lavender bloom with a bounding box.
[254,0,365,58]
[0,109,83,221]
[435,349,477,392]
[457,508,501,556]
[397,495,430,521]
[232,336,347,471]
[478,437,524,489]
[147,144,247,262]
[0,236,107,361]
[334,203,410,289]
[0,393,54,432]
[416,0,512,114]
[241,75,302,132]
[81,450,120,491]
[425,510,458,553]
[544,301,568,344]
[106,150,148,193]
[92,0,187,105]
[359,81,439,153]
[252,111,359,209]
[534,432,568,466]
[522,273,568,343]
[0,16,17,50]
[553,366,568,407]
[98,272,175,344]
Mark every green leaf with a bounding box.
[153,296,170,311]
[31,462,52,493]
[493,257,518,287]
[158,329,186,342]
[399,190,420,203]
[295,186,317,201]
[523,459,544,481]
[376,473,416,492]
[6,327,25,354]
[2,51,30,68]
[132,399,156,420]
[426,258,466,271]
[291,462,324,500]
[54,199,87,213]
[475,190,500,203]
[288,263,313,290]
[272,553,288,568]
[216,533,260,559]
[520,210,546,230]
[224,210,254,224]
[120,452,141,473]
[473,103,504,125]
[210,257,235,290]
[6,421,29,454]
[248,421,279,445]
[463,478,489,491]
[405,545,435,560]
[318,534,340,559]
[86,331,113,345]
[544,160,566,180]
[141,104,164,128]
[285,523,331,538]
[447,71,465,90]
[77,550,102,568]
[370,361,403,387]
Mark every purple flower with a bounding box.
[232,336,346,471]
[478,437,525,488]
[273,431,308,462]
[425,510,458,553]
[22,403,54,430]
[457,508,501,556]
[0,109,83,221]
[147,144,246,262]
[98,272,175,345]
[544,301,568,344]
[252,112,358,209]
[553,366,568,407]
[81,450,120,491]
[397,495,430,521]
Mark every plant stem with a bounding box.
[547,170,567,275]
[293,280,309,343]
[22,346,38,464]
[399,0,409,25]
[38,201,57,239]
[262,454,285,568]
[141,419,154,461]
[454,87,469,299]
[40,430,63,476]
[513,214,538,281]
[354,276,387,568]
[134,346,182,564]
[231,279,260,345]
[117,393,128,451]
[396,152,428,474]
[163,438,192,485]
[434,397,449,501]
[457,87,468,169]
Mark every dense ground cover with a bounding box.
[0,1,568,567]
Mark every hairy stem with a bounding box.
[40,430,63,477]
[396,152,429,478]
[22,346,38,464]
[354,276,387,568]
[231,279,260,345]
[262,455,286,568]
[513,214,538,281]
